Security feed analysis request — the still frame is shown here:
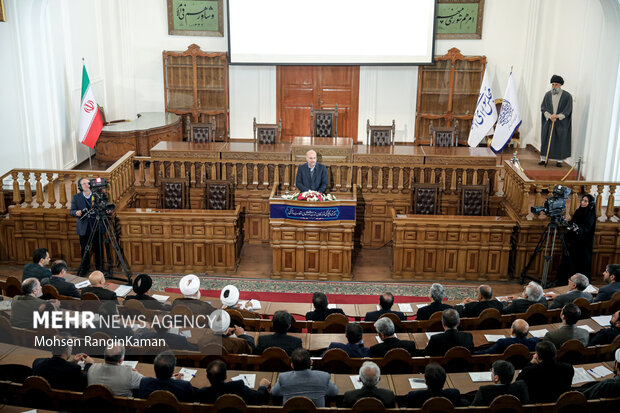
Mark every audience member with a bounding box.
[254,310,302,355]
[32,333,93,392]
[171,274,216,315]
[138,351,194,401]
[471,360,529,405]
[593,264,620,302]
[476,319,540,354]
[503,281,548,314]
[406,364,463,407]
[455,285,504,318]
[208,309,255,354]
[588,310,620,346]
[96,301,135,339]
[543,303,589,348]
[327,323,370,358]
[416,283,453,321]
[10,277,59,329]
[22,247,51,281]
[363,292,406,321]
[125,273,167,310]
[515,341,574,403]
[369,317,417,357]
[220,284,259,318]
[196,359,270,405]
[305,292,345,321]
[550,273,593,309]
[138,320,199,351]
[342,361,395,407]
[271,348,338,406]
[87,345,144,397]
[42,260,80,298]
[81,270,118,302]
[425,309,474,356]
[581,348,620,399]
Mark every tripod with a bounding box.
[79,209,131,284]
[519,219,568,288]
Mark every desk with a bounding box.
[150,140,226,160]
[353,145,425,164]
[221,142,292,161]
[291,137,354,162]
[421,146,496,166]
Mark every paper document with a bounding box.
[114,285,133,297]
[416,304,428,309]
[409,378,427,389]
[0,300,11,311]
[122,360,138,368]
[529,329,548,338]
[152,294,169,302]
[584,284,598,293]
[180,330,192,338]
[592,315,612,327]
[169,327,179,334]
[349,375,363,390]
[376,305,381,311]
[484,334,505,342]
[328,304,338,309]
[587,365,613,379]
[75,280,91,289]
[425,332,441,339]
[239,299,262,310]
[376,333,398,343]
[572,367,595,385]
[178,368,198,382]
[496,296,509,302]
[578,325,595,333]
[398,303,413,312]
[469,372,493,382]
[232,374,256,388]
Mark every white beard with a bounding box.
[551,87,561,95]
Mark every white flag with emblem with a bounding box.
[467,69,497,147]
[491,72,522,152]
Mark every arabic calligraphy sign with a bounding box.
[436,0,485,39]
[270,204,356,222]
[167,0,223,37]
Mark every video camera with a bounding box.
[81,177,116,218]
[530,184,575,228]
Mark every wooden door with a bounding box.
[277,66,359,142]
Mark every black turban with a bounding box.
[550,75,564,85]
[133,273,152,294]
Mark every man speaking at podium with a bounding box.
[296,150,328,193]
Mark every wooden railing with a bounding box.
[503,160,619,221]
[0,151,135,213]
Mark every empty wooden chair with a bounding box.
[253,117,282,144]
[501,344,533,369]
[378,348,415,374]
[4,275,22,297]
[366,119,395,146]
[313,312,348,333]
[553,391,587,413]
[429,120,459,147]
[145,390,182,413]
[310,104,338,138]
[20,376,55,410]
[412,183,441,215]
[190,118,217,143]
[312,348,353,374]
[260,347,292,372]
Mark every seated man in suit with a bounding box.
[472,360,529,405]
[588,310,620,346]
[87,345,144,397]
[476,319,540,354]
[138,321,199,351]
[503,281,548,314]
[406,363,463,407]
[416,283,453,321]
[22,247,52,282]
[196,359,271,405]
[326,323,370,358]
[255,310,302,355]
[369,317,417,357]
[516,340,574,403]
[295,149,328,193]
[138,351,194,401]
[364,292,406,321]
[42,260,80,298]
[455,284,503,318]
[171,274,216,316]
[125,273,168,310]
[207,309,255,354]
[272,348,338,406]
[543,302,589,348]
[305,292,345,321]
[81,270,118,302]
[581,348,620,399]
[425,309,474,356]
[550,273,593,309]
[11,278,59,329]
[593,264,620,302]
[342,361,395,408]
[32,332,93,392]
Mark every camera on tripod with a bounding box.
[530,184,575,228]
[88,177,116,215]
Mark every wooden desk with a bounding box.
[222,142,292,161]
[291,137,354,162]
[96,112,182,161]
[353,145,425,164]
[391,373,449,396]
[421,146,497,166]
[150,140,227,160]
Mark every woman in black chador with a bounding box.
[557,194,596,284]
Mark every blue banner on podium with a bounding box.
[270,204,356,221]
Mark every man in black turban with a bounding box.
[539,75,573,167]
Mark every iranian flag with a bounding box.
[78,64,103,148]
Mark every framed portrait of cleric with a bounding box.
[436,0,485,39]
[167,0,224,37]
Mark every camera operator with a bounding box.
[557,194,596,285]
[70,177,103,277]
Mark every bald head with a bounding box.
[511,319,529,338]
[89,271,105,287]
[478,285,493,300]
[306,150,317,168]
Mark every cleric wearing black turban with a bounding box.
[539,75,573,167]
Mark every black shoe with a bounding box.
[538,160,545,165]
[556,161,562,167]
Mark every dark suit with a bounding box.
[32,356,90,392]
[42,276,80,298]
[472,381,529,406]
[581,374,620,399]
[416,302,453,321]
[327,342,370,358]
[588,326,620,346]
[502,297,548,314]
[22,263,51,282]
[369,336,417,357]
[455,300,504,318]
[138,331,199,351]
[593,282,620,302]
[406,388,462,408]
[305,307,345,321]
[138,377,194,402]
[255,333,302,355]
[125,293,167,310]
[343,386,395,408]
[172,297,216,316]
[363,309,406,322]
[549,290,593,309]
[196,380,270,405]
[475,336,540,354]
[81,286,118,302]
[70,191,102,276]
[295,162,328,193]
[516,360,574,403]
[425,329,474,356]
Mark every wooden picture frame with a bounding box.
[0,0,6,22]
[167,0,224,37]
[436,0,485,39]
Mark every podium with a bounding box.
[269,187,356,280]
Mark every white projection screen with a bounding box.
[227,0,436,65]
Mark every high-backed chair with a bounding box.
[205,179,233,210]
[461,184,489,216]
[430,120,459,147]
[160,177,188,209]
[253,117,282,144]
[366,119,395,146]
[310,104,338,137]
[412,183,441,214]
[190,118,217,143]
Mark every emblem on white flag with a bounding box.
[491,72,522,153]
[468,69,497,147]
